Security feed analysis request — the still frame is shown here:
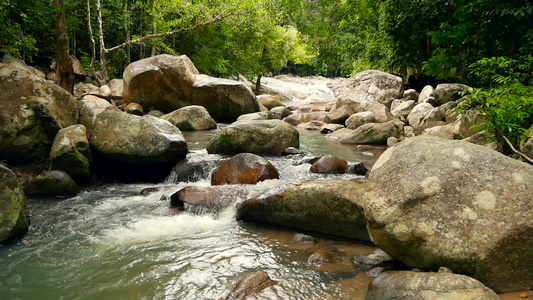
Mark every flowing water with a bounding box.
[0,127,383,300]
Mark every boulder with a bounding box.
[340,120,404,144]
[99,85,112,99]
[310,155,347,174]
[345,111,376,130]
[403,89,419,101]
[391,100,416,120]
[74,82,99,97]
[407,103,434,132]
[324,106,351,124]
[24,170,79,197]
[170,186,248,213]
[206,120,299,155]
[237,112,271,122]
[0,64,78,164]
[77,95,112,133]
[418,85,434,103]
[108,79,123,97]
[237,180,370,242]
[346,162,369,176]
[123,54,259,122]
[269,106,291,120]
[297,120,326,130]
[124,102,144,116]
[283,112,327,126]
[51,55,88,76]
[365,136,533,292]
[421,123,455,140]
[224,271,277,300]
[0,164,29,243]
[211,153,279,185]
[161,105,216,131]
[352,249,401,273]
[350,70,404,105]
[2,54,46,79]
[432,83,469,106]
[365,271,499,300]
[325,128,353,140]
[49,125,92,183]
[147,110,165,118]
[257,94,285,110]
[331,96,393,124]
[452,111,484,139]
[320,124,344,134]
[88,108,188,181]
[463,131,498,151]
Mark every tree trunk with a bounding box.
[124,4,130,66]
[54,0,75,94]
[95,0,109,84]
[86,0,103,86]
[255,74,262,94]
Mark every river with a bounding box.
[0,127,385,300]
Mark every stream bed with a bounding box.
[0,128,385,300]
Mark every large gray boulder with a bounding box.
[87,108,188,181]
[0,164,29,243]
[331,96,394,124]
[206,120,299,155]
[161,105,216,131]
[365,271,499,300]
[432,83,469,106]
[237,180,370,242]
[340,120,404,144]
[0,64,78,164]
[123,54,259,122]
[50,124,92,184]
[350,70,404,105]
[365,136,533,292]
[345,111,376,130]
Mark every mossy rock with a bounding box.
[0,164,29,243]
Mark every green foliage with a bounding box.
[457,56,533,153]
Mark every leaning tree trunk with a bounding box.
[95,0,109,84]
[54,0,75,94]
[255,74,262,94]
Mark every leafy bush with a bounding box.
[457,57,533,155]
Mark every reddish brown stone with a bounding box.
[211,153,279,185]
[310,155,348,174]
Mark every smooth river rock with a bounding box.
[365,271,499,300]
[339,120,404,144]
[50,124,92,183]
[365,136,533,293]
[211,153,279,185]
[24,170,79,197]
[161,105,217,131]
[237,180,370,242]
[0,164,29,243]
[206,120,299,155]
[123,54,259,122]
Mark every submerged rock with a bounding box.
[161,105,216,131]
[211,153,279,185]
[0,164,29,243]
[24,170,79,197]
[123,54,259,122]
[365,271,499,300]
[206,120,299,155]
[170,185,248,213]
[224,271,277,300]
[365,136,533,292]
[0,64,78,164]
[237,180,370,242]
[50,124,92,183]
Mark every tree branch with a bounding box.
[104,14,225,53]
[502,135,533,165]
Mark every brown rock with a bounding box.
[257,94,285,110]
[211,153,279,185]
[310,155,348,174]
[124,102,144,116]
[224,271,277,300]
[170,186,247,213]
